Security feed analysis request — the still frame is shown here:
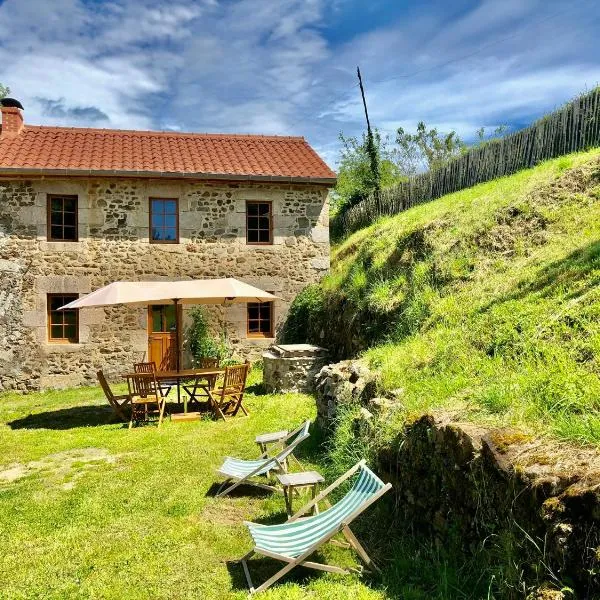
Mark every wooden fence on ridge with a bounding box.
[333,87,600,238]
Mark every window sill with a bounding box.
[43,343,81,353]
[39,240,84,251]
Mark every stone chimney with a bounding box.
[1,99,24,138]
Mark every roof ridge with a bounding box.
[22,125,306,141]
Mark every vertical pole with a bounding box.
[174,298,180,373]
[357,66,380,194]
[357,66,372,133]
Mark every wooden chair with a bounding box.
[97,370,131,422]
[207,362,250,421]
[127,372,167,429]
[182,357,220,405]
[133,361,156,373]
[134,361,174,397]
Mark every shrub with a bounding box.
[186,307,233,365]
[279,283,327,344]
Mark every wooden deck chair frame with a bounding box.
[239,459,392,594]
[208,362,250,421]
[256,420,312,471]
[97,370,131,422]
[215,422,310,498]
[127,372,167,429]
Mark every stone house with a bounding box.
[0,100,335,391]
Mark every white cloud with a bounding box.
[0,0,598,168]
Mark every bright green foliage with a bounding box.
[337,88,600,237]
[396,121,466,172]
[296,149,600,445]
[279,283,327,344]
[333,131,406,213]
[187,306,234,365]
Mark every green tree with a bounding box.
[476,124,508,143]
[396,121,467,170]
[0,83,9,99]
[333,130,406,212]
[396,121,467,172]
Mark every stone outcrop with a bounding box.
[314,359,377,427]
[0,178,330,391]
[315,359,600,597]
[262,343,328,393]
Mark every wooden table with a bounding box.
[124,368,225,410]
[277,471,325,517]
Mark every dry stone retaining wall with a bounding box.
[315,360,600,597]
[0,177,330,391]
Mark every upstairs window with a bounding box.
[48,195,78,241]
[150,198,179,243]
[246,201,272,244]
[47,294,79,343]
[247,300,274,338]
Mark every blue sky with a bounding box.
[0,0,599,168]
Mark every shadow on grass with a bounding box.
[7,405,124,430]
[479,239,600,315]
[225,555,334,593]
[294,419,329,464]
[245,382,267,396]
[250,510,289,525]
[204,481,274,499]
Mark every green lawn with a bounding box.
[0,374,390,600]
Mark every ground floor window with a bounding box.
[47,294,79,343]
[247,300,273,338]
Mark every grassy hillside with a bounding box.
[286,149,600,445]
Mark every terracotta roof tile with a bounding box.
[0,125,336,182]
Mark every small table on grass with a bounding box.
[277,471,325,518]
[255,430,288,454]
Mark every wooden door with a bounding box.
[148,304,179,370]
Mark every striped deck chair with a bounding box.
[215,420,310,498]
[255,419,311,461]
[239,460,392,594]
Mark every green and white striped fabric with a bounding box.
[246,464,385,558]
[219,456,277,478]
[218,420,310,479]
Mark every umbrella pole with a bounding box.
[174,298,181,373]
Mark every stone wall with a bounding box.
[315,360,600,598]
[0,177,330,391]
[262,344,328,393]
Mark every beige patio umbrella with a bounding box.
[60,278,278,371]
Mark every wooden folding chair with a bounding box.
[127,372,167,429]
[239,460,392,594]
[134,361,173,397]
[215,420,310,497]
[207,362,250,421]
[97,370,131,422]
[133,361,156,373]
[182,357,220,405]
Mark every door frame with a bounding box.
[147,303,182,370]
